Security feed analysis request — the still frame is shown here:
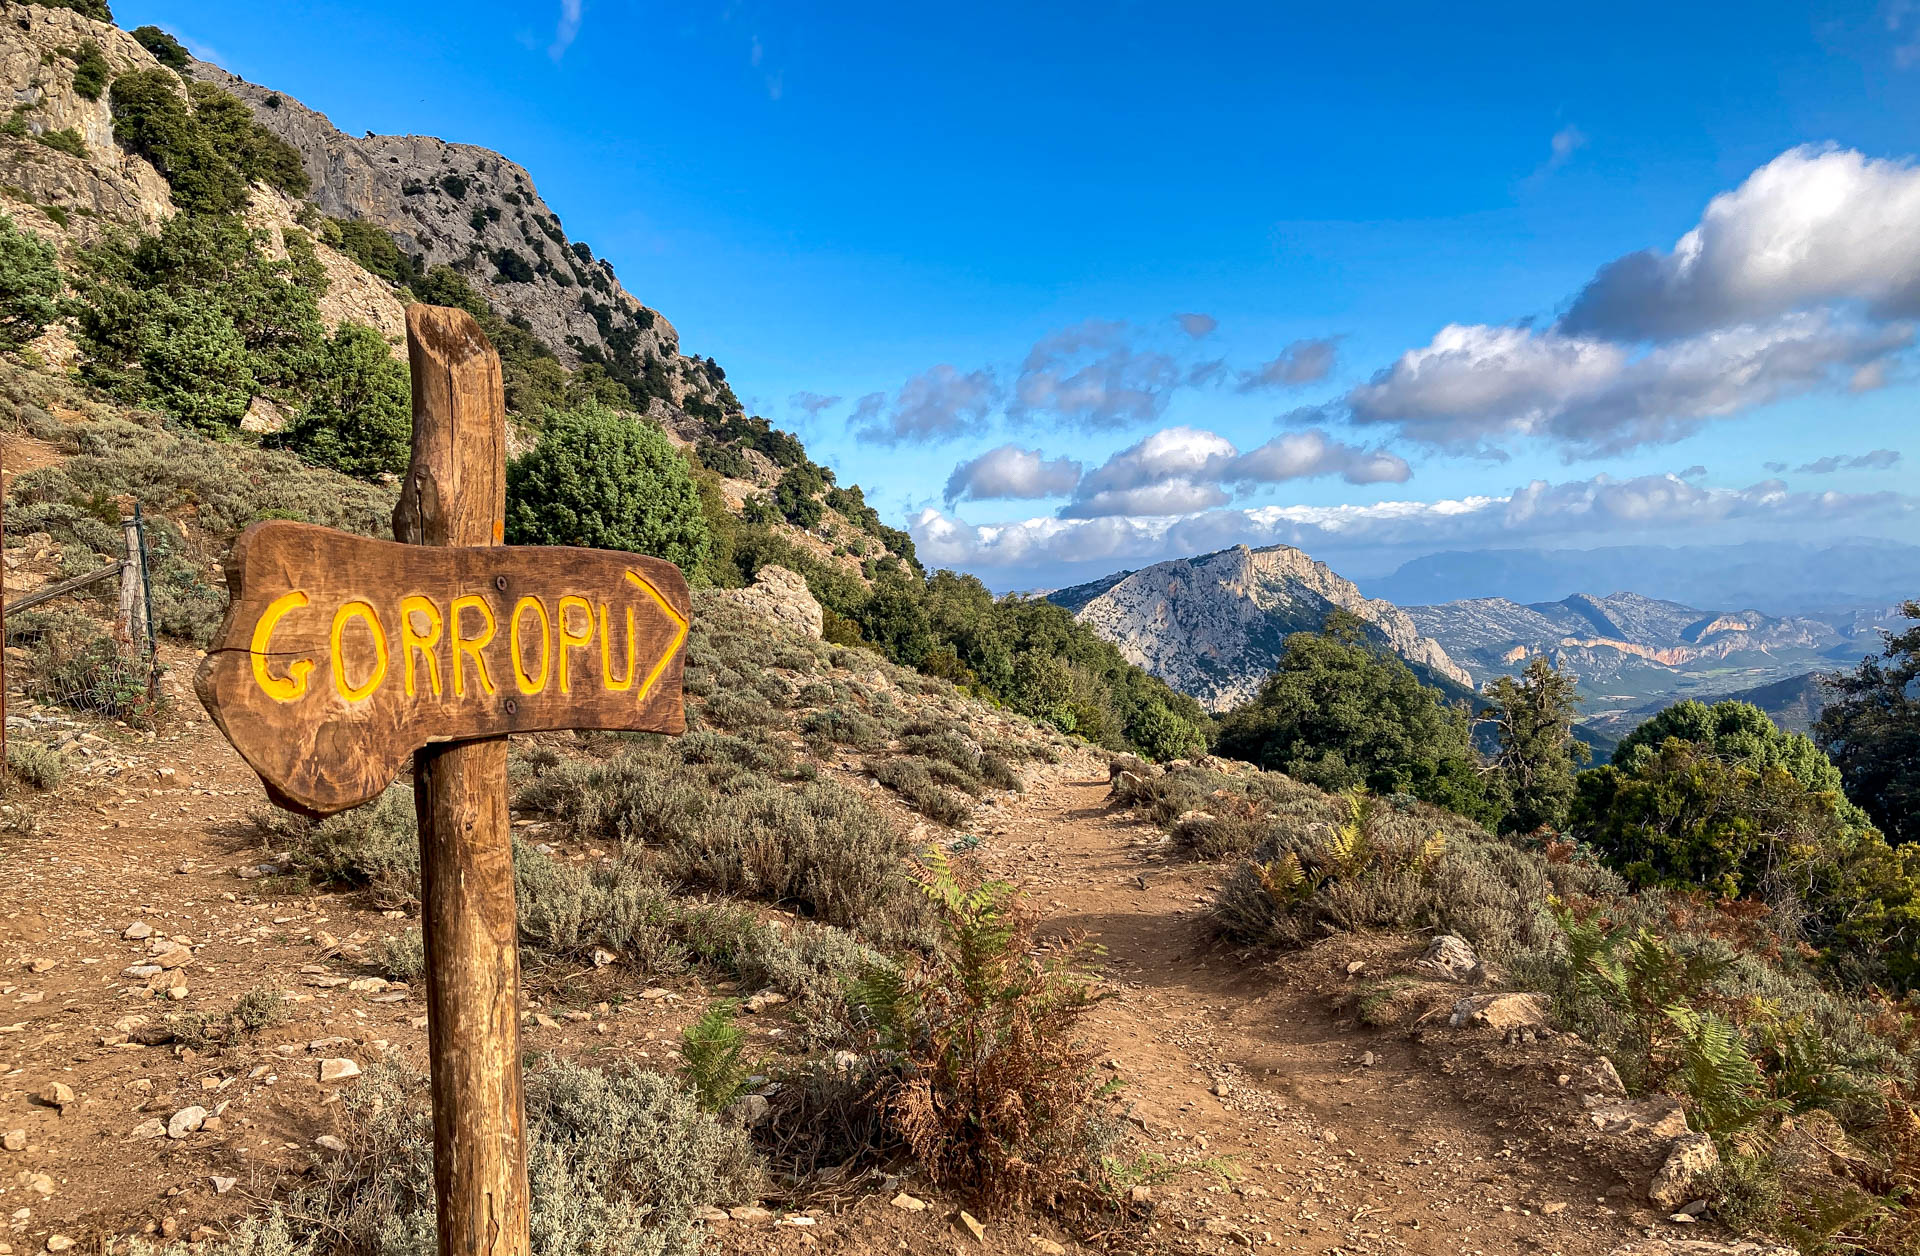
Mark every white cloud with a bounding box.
[1536,124,1587,176]
[943,445,1083,504]
[549,0,583,59]
[1236,337,1339,391]
[1561,146,1920,339]
[1009,320,1184,430]
[850,365,999,446]
[914,473,1919,582]
[1344,313,1911,458]
[1057,426,1410,519]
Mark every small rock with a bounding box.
[958,1211,987,1243]
[318,1058,362,1083]
[26,959,53,974]
[1029,1241,1067,1256]
[1448,991,1549,1031]
[129,1119,166,1140]
[44,1238,71,1254]
[211,1177,236,1195]
[639,987,672,1001]
[728,1206,773,1222]
[533,1013,561,1030]
[742,991,788,1014]
[1129,1184,1152,1203]
[314,1135,348,1153]
[591,947,616,968]
[1540,1201,1567,1215]
[37,1082,73,1110]
[1211,1080,1231,1097]
[890,1193,928,1212]
[1416,934,1482,982]
[723,1094,770,1126]
[1,1129,25,1151]
[1649,1132,1720,1210]
[1361,1050,1376,1067]
[123,922,154,940]
[26,1174,52,1196]
[167,1106,207,1139]
[693,1206,728,1222]
[152,947,193,971]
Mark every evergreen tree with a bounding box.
[1215,613,1500,824]
[1481,656,1588,833]
[505,402,710,573]
[267,323,410,479]
[1816,601,1920,846]
[0,213,62,349]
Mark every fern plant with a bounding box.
[1663,1003,1781,1138]
[679,1002,754,1113]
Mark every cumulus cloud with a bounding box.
[850,365,998,445]
[1794,448,1902,473]
[914,472,1919,580]
[1236,337,1339,392]
[1561,146,1920,340]
[1178,313,1219,339]
[1057,426,1410,519]
[1009,320,1184,430]
[1344,313,1911,458]
[549,0,583,59]
[943,445,1083,505]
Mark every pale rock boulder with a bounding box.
[717,565,823,640]
[1447,991,1548,1031]
[1648,1131,1719,1210]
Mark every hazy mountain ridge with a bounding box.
[1052,544,1472,712]
[1365,540,1920,612]
[1408,591,1899,735]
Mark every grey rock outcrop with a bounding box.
[1056,544,1471,712]
[0,5,174,240]
[188,57,720,406]
[717,565,823,640]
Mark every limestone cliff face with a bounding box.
[0,3,173,241]
[188,60,705,395]
[1061,544,1472,712]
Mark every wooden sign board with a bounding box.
[196,518,689,815]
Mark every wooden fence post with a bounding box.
[395,304,530,1256]
[118,514,144,646]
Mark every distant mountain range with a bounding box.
[1405,593,1897,737]
[1050,544,1471,712]
[1050,542,1903,745]
[1365,540,1920,614]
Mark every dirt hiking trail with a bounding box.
[0,699,1711,1256]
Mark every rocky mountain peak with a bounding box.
[1055,544,1472,712]
[187,59,733,423]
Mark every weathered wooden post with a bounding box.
[118,512,147,647]
[396,305,529,1256]
[195,304,690,1256]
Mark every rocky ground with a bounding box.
[0,655,1788,1256]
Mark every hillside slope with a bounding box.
[1408,591,1896,734]
[1055,543,1472,712]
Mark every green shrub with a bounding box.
[267,322,410,478]
[679,1003,753,1112]
[109,70,246,215]
[850,851,1115,1209]
[872,755,975,826]
[8,608,159,723]
[267,785,422,908]
[5,741,66,790]
[301,1058,760,1256]
[0,213,62,349]
[34,127,85,158]
[138,291,255,431]
[506,402,710,573]
[1214,616,1500,825]
[130,25,190,71]
[66,42,108,100]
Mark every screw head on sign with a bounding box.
[495,575,508,591]
[504,698,518,716]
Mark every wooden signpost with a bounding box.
[197,305,691,1256]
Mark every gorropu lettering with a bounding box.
[197,518,691,816]
[248,579,686,707]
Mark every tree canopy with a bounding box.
[1214,614,1499,824]
[1816,601,1920,847]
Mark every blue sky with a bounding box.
[125,0,1920,590]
